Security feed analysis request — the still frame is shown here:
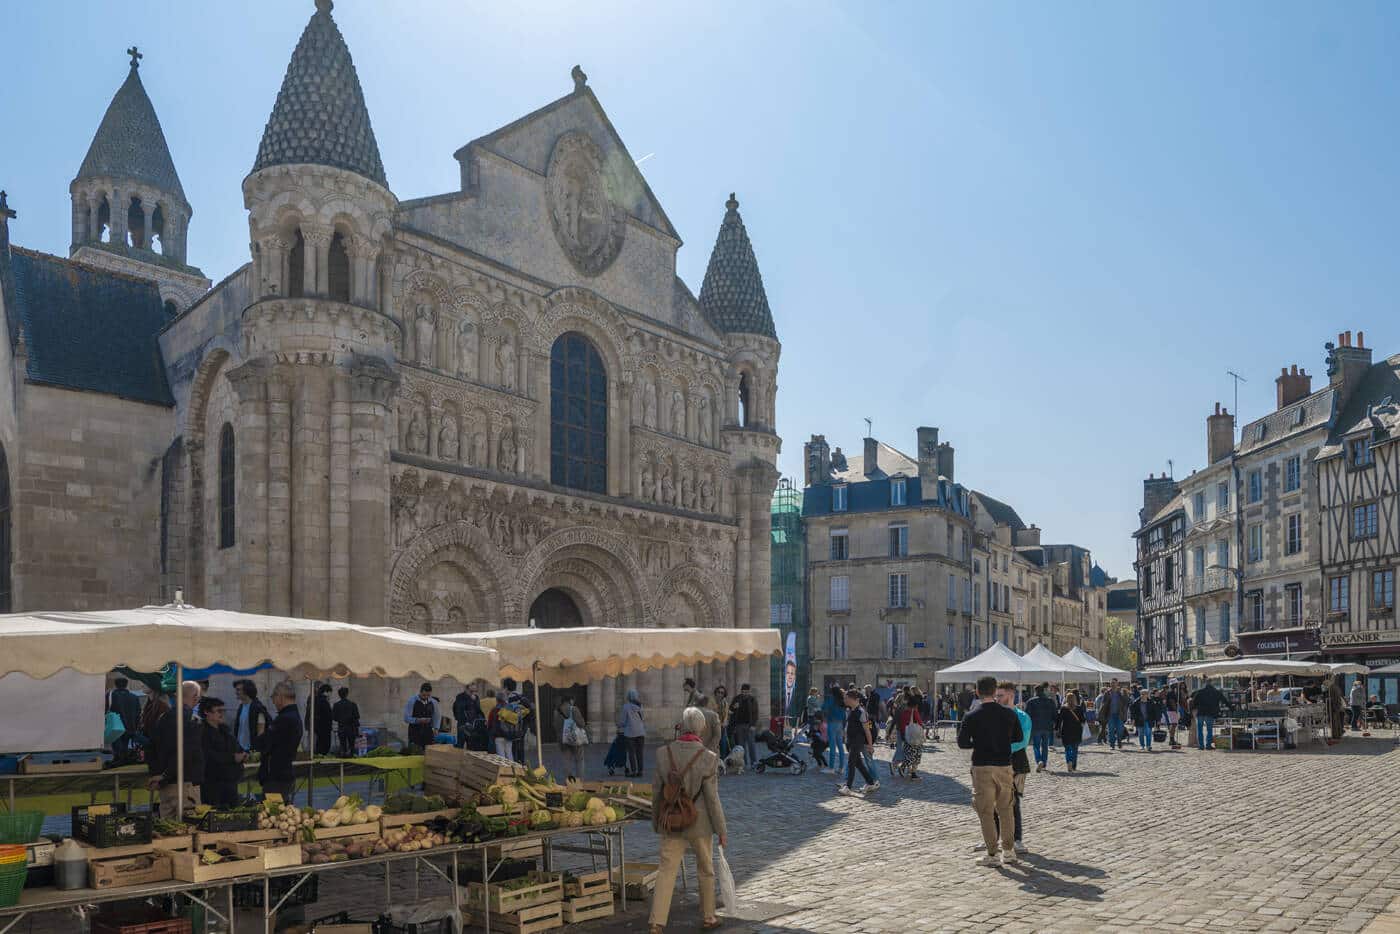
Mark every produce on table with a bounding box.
[381,823,450,852]
[315,794,375,829]
[365,745,397,758]
[256,801,317,836]
[152,818,187,837]
[383,793,447,815]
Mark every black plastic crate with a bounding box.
[185,809,258,833]
[72,804,152,848]
[375,917,454,934]
[231,873,319,908]
[458,857,535,885]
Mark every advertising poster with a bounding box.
[783,632,797,716]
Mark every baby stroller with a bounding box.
[603,732,629,776]
[752,728,807,775]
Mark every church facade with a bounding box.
[0,1,781,733]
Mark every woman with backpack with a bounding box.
[649,707,727,934]
[617,688,646,778]
[555,696,587,781]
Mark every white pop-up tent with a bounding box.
[0,605,502,816]
[1165,658,1368,679]
[1061,646,1132,681]
[439,626,782,765]
[1022,643,1101,681]
[933,641,1070,684]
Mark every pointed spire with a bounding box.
[252,0,387,188]
[75,51,186,202]
[698,192,776,339]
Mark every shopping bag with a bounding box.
[103,711,126,746]
[717,844,737,912]
[1081,723,1093,742]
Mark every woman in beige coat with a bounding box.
[650,707,727,932]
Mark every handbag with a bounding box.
[1081,723,1093,742]
[104,711,126,746]
[717,845,738,912]
[561,717,578,746]
[903,721,923,747]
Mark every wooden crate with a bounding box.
[562,869,610,898]
[464,901,563,934]
[425,747,526,797]
[562,891,614,924]
[249,838,302,869]
[312,822,380,842]
[20,753,102,774]
[473,803,528,818]
[613,861,659,899]
[170,843,264,883]
[78,834,194,862]
[380,808,459,828]
[464,870,563,914]
[485,838,543,861]
[89,852,173,889]
[196,828,291,848]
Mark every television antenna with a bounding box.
[1226,370,1247,439]
[863,417,873,438]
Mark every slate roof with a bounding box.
[76,62,186,202]
[831,441,918,482]
[1235,385,1336,457]
[972,491,1027,531]
[1106,583,1139,613]
[698,194,776,339]
[5,246,173,406]
[252,1,387,188]
[1318,354,1400,459]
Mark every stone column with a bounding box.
[586,678,601,730]
[599,676,617,731]
[302,225,329,298]
[638,668,661,735]
[328,371,351,622]
[110,187,128,246]
[227,360,271,613]
[291,366,331,619]
[266,367,293,616]
[348,358,398,626]
[140,202,154,250]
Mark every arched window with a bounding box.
[328,232,350,302]
[218,423,236,550]
[163,300,177,319]
[738,372,751,428]
[287,230,305,298]
[0,444,10,612]
[549,332,607,494]
[97,197,111,243]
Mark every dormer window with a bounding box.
[1350,437,1374,468]
[1255,424,1266,443]
[832,484,848,512]
[1294,406,1306,426]
[890,478,906,506]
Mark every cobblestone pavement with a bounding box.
[21,732,1400,932]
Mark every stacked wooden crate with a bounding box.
[463,870,565,933]
[562,870,614,924]
[423,747,526,800]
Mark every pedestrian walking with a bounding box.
[1101,679,1129,749]
[822,685,847,775]
[809,717,829,771]
[697,696,722,756]
[555,695,588,780]
[331,687,360,758]
[618,688,647,777]
[305,682,334,757]
[198,697,244,808]
[838,689,879,796]
[957,676,1022,867]
[1134,690,1162,752]
[1025,684,1057,772]
[803,686,823,730]
[712,685,730,758]
[997,681,1032,855]
[452,684,483,749]
[1190,680,1231,750]
[1055,691,1086,772]
[727,684,759,770]
[648,708,726,934]
[147,681,204,817]
[894,690,924,780]
[1349,679,1367,732]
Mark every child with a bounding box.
[810,718,829,770]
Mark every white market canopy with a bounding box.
[0,605,502,683]
[1022,643,1101,679]
[934,641,1070,684]
[437,627,782,687]
[1165,658,1369,679]
[1062,646,1132,680]
[1371,662,1400,675]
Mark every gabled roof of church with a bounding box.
[252,0,387,189]
[698,194,776,339]
[76,56,186,202]
[5,246,173,406]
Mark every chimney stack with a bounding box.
[1207,402,1234,464]
[1275,364,1312,410]
[1140,473,1180,526]
[863,435,879,477]
[936,441,955,483]
[916,427,939,501]
[1327,328,1374,411]
[803,434,831,486]
[1014,524,1042,547]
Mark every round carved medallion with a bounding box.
[547,131,625,276]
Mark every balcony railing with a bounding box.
[1185,568,1235,598]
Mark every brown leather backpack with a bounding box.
[656,746,704,833]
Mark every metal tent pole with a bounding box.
[307,677,315,807]
[175,663,185,822]
[533,663,544,769]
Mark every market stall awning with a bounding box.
[0,606,501,683]
[1022,643,1101,679]
[934,641,1070,684]
[1061,646,1132,680]
[1371,662,1400,675]
[437,627,781,687]
[1165,658,1369,679]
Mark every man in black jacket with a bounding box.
[1191,682,1231,750]
[255,682,303,802]
[108,677,143,760]
[331,687,360,758]
[452,685,483,749]
[305,683,334,757]
[233,681,270,754]
[957,675,1023,867]
[1025,684,1058,773]
[147,681,205,817]
[199,697,245,808]
[728,684,759,769]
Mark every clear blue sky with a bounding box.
[7,1,1400,578]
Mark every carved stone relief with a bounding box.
[438,413,460,462]
[414,304,436,368]
[546,131,625,276]
[456,318,477,380]
[496,337,517,392]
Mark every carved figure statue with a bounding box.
[415,305,436,368]
[438,416,460,462]
[699,472,717,513]
[638,462,655,502]
[659,466,676,507]
[394,498,417,545]
[470,433,486,467]
[697,393,711,445]
[456,318,477,380]
[497,420,518,473]
[641,379,658,429]
[497,338,517,392]
[670,390,686,437]
[405,409,428,454]
[680,471,695,510]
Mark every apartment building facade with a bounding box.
[1134,475,1185,673]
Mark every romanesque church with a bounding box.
[0,0,781,731]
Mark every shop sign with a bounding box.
[1240,628,1321,655]
[1323,630,1393,648]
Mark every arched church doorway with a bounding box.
[527,588,586,741]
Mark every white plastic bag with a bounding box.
[716,844,737,913]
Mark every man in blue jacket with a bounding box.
[1024,684,1058,772]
